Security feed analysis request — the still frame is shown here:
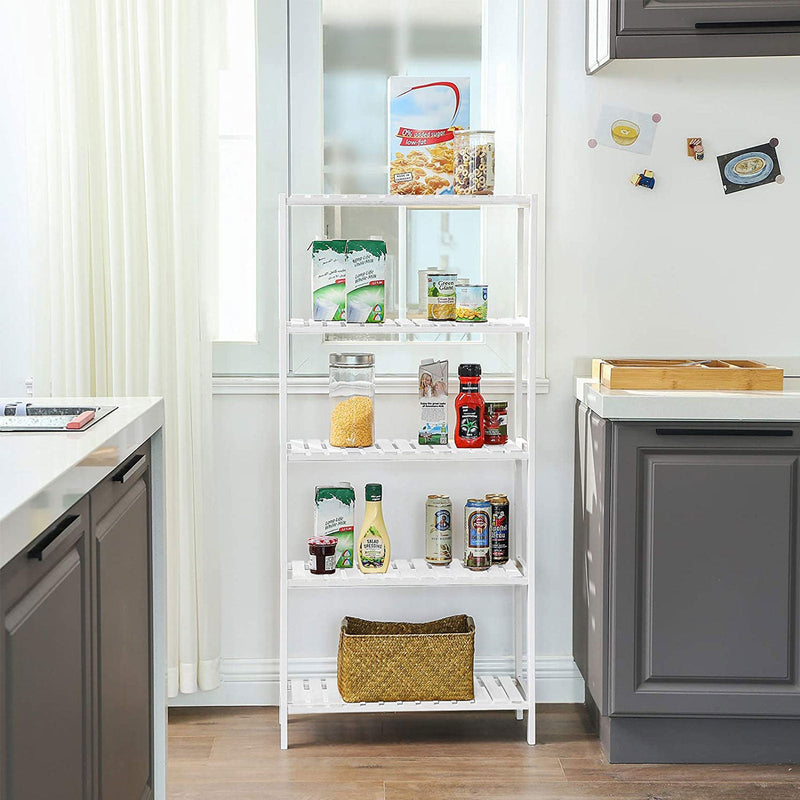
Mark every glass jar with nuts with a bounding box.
[453,130,495,195]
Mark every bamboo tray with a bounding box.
[592,359,784,392]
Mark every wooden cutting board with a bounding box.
[592,359,784,391]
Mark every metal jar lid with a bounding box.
[329,353,375,367]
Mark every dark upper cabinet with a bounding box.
[1,498,92,800]
[587,0,800,73]
[610,421,800,717]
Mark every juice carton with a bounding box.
[419,359,449,445]
[311,239,347,321]
[314,484,355,568]
[346,239,386,323]
[388,77,470,195]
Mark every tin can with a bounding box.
[484,401,508,445]
[426,495,452,565]
[464,499,491,571]
[427,273,456,321]
[486,494,510,564]
[455,285,488,323]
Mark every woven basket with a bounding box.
[337,615,475,703]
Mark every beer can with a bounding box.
[464,499,491,571]
[486,494,510,564]
[426,495,452,565]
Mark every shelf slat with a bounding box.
[285,193,532,208]
[288,558,526,588]
[287,674,527,714]
[287,317,530,334]
[287,437,528,462]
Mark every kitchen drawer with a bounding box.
[90,441,150,520]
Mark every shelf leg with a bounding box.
[280,706,288,750]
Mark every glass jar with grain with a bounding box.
[329,353,375,448]
[453,130,495,195]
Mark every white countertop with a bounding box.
[0,397,164,568]
[576,377,800,422]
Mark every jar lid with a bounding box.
[458,363,482,378]
[329,353,375,367]
[365,483,382,501]
[308,537,338,547]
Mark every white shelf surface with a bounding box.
[288,674,527,715]
[285,193,532,208]
[289,558,526,588]
[288,317,530,334]
[288,437,529,461]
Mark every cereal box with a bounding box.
[388,77,470,195]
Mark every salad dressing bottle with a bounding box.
[356,483,391,573]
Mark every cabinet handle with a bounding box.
[656,428,794,437]
[695,20,800,30]
[112,453,148,484]
[27,515,82,561]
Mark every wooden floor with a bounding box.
[168,705,800,799]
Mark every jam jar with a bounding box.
[308,537,338,575]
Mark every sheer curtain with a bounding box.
[24,0,222,695]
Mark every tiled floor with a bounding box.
[168,705,800,799]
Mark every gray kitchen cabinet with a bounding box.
[587,0,800,73]
[91,444,153,800]
[1,498,92,800]
[0,442,153,799]
[574,402,800,762]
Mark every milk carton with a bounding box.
[311,239,347,321]
[314,484,355,568]
[388,77,470,195]
[419,359,449,445]
[346,239,386,323]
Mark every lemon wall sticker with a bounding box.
[588,105,661,155]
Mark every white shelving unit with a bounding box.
[278,193,537,749]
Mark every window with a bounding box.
[212,0,544,380]
[216,0,257,343]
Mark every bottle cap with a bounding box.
[365,483,382,501]
[458,363,482,378]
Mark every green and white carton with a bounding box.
[311,239,347,321]
[346,239,386,323]
[314,484,355,568]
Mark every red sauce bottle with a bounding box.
[455,364,485,448]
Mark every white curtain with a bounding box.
[24,0,222,695]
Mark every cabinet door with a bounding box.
[93,471,152,800]
[2,499,91,800]
[610,423,800,717]
[619,0,800,34]
[574,404,611,712]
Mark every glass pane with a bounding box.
[218,138,257,342]
[216,0,257,343]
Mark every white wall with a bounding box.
[538,3,800,674]
[0,0,31,397]
[186,4,800,706]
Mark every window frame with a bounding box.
[212,0,547,388]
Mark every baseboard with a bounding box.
[168,655,584,707]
